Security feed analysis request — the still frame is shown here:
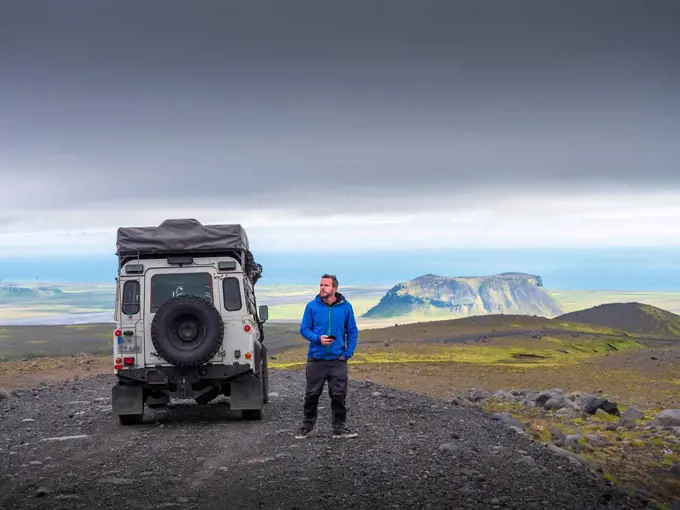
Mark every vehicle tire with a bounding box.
[150,295,224,367]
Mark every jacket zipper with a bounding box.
[325,304,332,355]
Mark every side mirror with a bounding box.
[259,304,269,323]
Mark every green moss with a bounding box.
[580,452,596,463]
[594,411,621,423]
[603,472,617,483]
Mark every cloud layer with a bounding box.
[1,190,679,256]
[1,1,679,254]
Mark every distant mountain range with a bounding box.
[361,272,564,319]
[0,284,114,326]
[0,285,64,301]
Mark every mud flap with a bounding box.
[112,384,144,416]
[229,375,263,410]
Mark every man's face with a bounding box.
[319,278,336,298]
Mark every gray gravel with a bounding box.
[0,370,641,509]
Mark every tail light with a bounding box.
[244,324,251,332]
[123,357,135,366]
[114,329,122,337]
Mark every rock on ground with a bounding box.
[0,371,640,509]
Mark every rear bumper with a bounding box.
[112,363,264,412]
[116,364,252,386]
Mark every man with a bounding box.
[295,274,359,439]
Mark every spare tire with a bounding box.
[150,294,224,367]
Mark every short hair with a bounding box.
[321,273,338,288]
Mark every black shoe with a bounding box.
[295,427,312,439]
[332,427,358,439]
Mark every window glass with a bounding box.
[222,277,242,311]
[121,281,140,315]
[150,273,213,312]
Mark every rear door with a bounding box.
[143,267,224,366]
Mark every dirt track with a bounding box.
[0,370,642,509]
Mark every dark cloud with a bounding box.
[1,0,679,214]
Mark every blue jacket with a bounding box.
[300,292,359,361]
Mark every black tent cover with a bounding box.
[116,219,262,284]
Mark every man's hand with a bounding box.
[320,335,333,345]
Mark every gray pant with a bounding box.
[302,359,348,430]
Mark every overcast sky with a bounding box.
[1,0,679,256]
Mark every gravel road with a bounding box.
[0,370,640,509]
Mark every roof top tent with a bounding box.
[115,218,263,285]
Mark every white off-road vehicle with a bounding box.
[111,219,269,425]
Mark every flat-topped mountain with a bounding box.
[361,272,563,319]
[0,285,64,302]
[558,302,680,338]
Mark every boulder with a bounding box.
[669,463,680,477]
[450,395,472,407]
[545,442,588,467]
[554,406,581,418]
[467,388,490,402]
[653,409,680,427]
[544,396,573,410]
[535,388,565,404]
[492,412,523,430]
[571,393,597,412]
[493,390,517,402]
[585,433,610,448]
[621,407,645,421]
[585,397,620,416]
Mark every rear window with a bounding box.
[121,280,140,315]
[222,277,242,311]
[150,272,213,313]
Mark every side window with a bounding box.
[121,280,140,315]
[222,277,243,311]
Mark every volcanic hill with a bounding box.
[558,302,680,338]
[361,272,563,319]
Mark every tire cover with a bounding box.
[150,294,224,367]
